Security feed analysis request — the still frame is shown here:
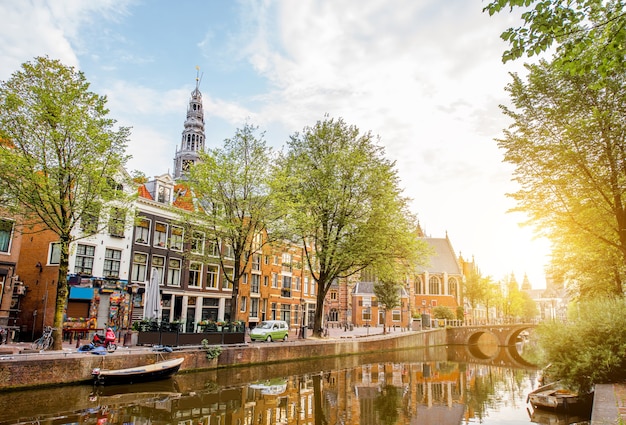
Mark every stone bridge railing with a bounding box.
[446,324,536,347]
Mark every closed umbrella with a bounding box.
[143,268,162,321]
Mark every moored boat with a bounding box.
[92,357,184,385]
[527,382,592,413]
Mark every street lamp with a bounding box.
[125,283,140,344]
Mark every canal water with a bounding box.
[0,345,591,425]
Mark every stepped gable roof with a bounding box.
[418,237,462,275]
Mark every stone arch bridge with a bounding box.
[446,324,536,347]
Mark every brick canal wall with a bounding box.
[0,329,446,391]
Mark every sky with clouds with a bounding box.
[0,0,551,288]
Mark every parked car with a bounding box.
[250,320,289,342]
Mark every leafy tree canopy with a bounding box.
[537,297,626,393]
[484,0,626,75]
[277,116,425,336]
[498,57,626,297]
[0,56,131,349]
[185,123,283,320]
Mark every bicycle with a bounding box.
[31,326,54,351]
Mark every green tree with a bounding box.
[277,116,424,337]
[186,124,282,321]
[374,384,401,425]
[373,279,401,335]
[433,305,455,321]
[484,0,626,75]
[0,57,131,349]
[537,297,626,393]
[463,269,491,321]
[498,57,626,297]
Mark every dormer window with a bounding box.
[157,185,170,203]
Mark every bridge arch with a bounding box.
[447,324,536,347]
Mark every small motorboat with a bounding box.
[527,382,592,413]
[92,357,184,385]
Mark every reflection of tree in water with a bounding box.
[313,373,329,425]
[464,369,500,422]
[374,384,401,425]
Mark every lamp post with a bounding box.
[125,283,140,345]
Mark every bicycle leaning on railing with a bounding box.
[31,326,55,351]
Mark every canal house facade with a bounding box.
[7,76,470,340]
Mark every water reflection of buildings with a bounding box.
[15,361,534,425]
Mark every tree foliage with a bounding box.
[498,58,626,297]
[186,124,282,320]
[0,57,131,349]
[537,297,626,393]
[484,0,626,75]
[433,306,455,321]
[277,116,425,337]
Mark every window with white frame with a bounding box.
[191,231,204,254]
[281,304,291,323]
[224,242,234,259]
[153,222,168,248]
[272,273,278,288]
[250,298,259,318]
[103,248,121,278]
[208,240,219,257]
[75,244,95,275]
[0,219,13,253]
[81,204,100,234]
[206,264,219,289]
[240,296,247,312]
[252,232,262,252]
[222,266,234,290]
[170,226,183,251]
[188,262,202,287]
[152,256,165,284]
[135,218,150,244]
[362,308,372,321]
[167,258,181,286]
[131,252,148,282]
[251,274,260,294]
[304,277,309,295]
[157,184,170,203]
[49,242,61,265]
[294,276,301,291]
[282,276,292,289]
[392,310,401,321]
[252,254,261,272]
[282,252,292,269]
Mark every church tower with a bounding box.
[173,69,205,180]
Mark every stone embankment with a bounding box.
[0,329,446,391]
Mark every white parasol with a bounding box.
[143,268,162,321]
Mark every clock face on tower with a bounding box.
[182,159,193,171]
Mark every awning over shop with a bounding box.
[69,286,94,300]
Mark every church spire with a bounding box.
[173,67,205,180]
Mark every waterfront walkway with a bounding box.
[0,323,392,356]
